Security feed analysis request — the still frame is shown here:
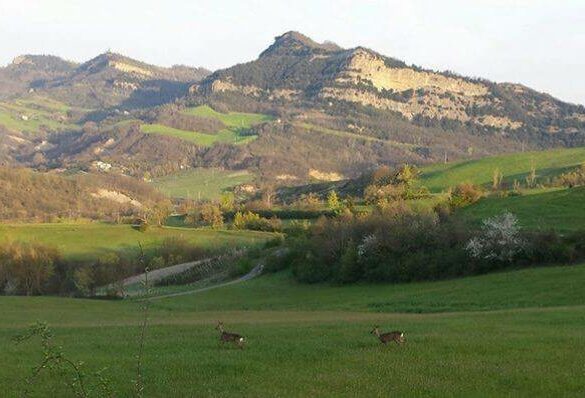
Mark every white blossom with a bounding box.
[466,212,524,262]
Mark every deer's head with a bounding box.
[215,321,224,332]
[370,326,380,336]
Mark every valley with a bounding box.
[1,24,584,398]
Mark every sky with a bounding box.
[1,0,584,104]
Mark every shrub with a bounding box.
[450,183,484,207]
[554,163,585,188]
[186,203,224,228]
[232,211,282,232]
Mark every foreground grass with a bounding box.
[0,223,273,261]
[460,186,585,232]
[421,147,585,192]
[147,263,585,313]
[151,168,253,200]
[1,264,584,396]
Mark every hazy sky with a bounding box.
[1,0,584,104]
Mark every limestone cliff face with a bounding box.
[337,48,487,96]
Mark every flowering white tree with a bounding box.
[466,212,524,262]
[357,234,379,258]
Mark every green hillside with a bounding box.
[0,96,78,133]
[421,147,585,192]
[0,223,273,261]
[152,168,253,200]
[459,186,585,232]
[140,105,272,146]
[182,104,272,127]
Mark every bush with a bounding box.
[229,257,255,277]
[186,203,224,228]
[232,211,282,232]
[0,242,60,295]
[450,183,484,207]
[156,236,206,266]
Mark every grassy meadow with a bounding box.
[1,263,584,397]
[151,168,253,200]
[459,186,585,232]
[0,223,273,261]
[140,105,272,146]
[421,146,585,191]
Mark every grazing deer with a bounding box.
[371,326,405,345]
[215,321,245,349]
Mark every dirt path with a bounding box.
[136,263,264,301]
[119,257,218,288]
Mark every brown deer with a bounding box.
[371,326,405,345]
[215,321,245,349]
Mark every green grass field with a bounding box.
[421,147,585,192]
[140,105,272,146]
[0,96,79,133]
[0,223,273,261]
[459,186,585,232]
[1,263,584,397]
[151,168,253,200]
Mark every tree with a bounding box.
[525,161,537,188]
[0,242,58,295]
[394,164,420,188]
[327,190,340,211]
[492,168,503,191]
[186,203,224,228]
[146,200,173,227]
[466,212,524,263]
[219,192,235,212]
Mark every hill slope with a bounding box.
[191,31,585,177]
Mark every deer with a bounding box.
[215,321,245,349]
[371,326,405,346]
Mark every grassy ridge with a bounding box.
[421,147,585,192]
[151,168,253,200]
[0,223,273,261]
[1,264,584,396]
[140,105,272,146]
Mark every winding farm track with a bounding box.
[142,263,264,301]
[119,257,218,287]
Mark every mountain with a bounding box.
[195,31,585,146]
[42,52,211,109]
[0,55,77,98]
[1,33,584,185]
